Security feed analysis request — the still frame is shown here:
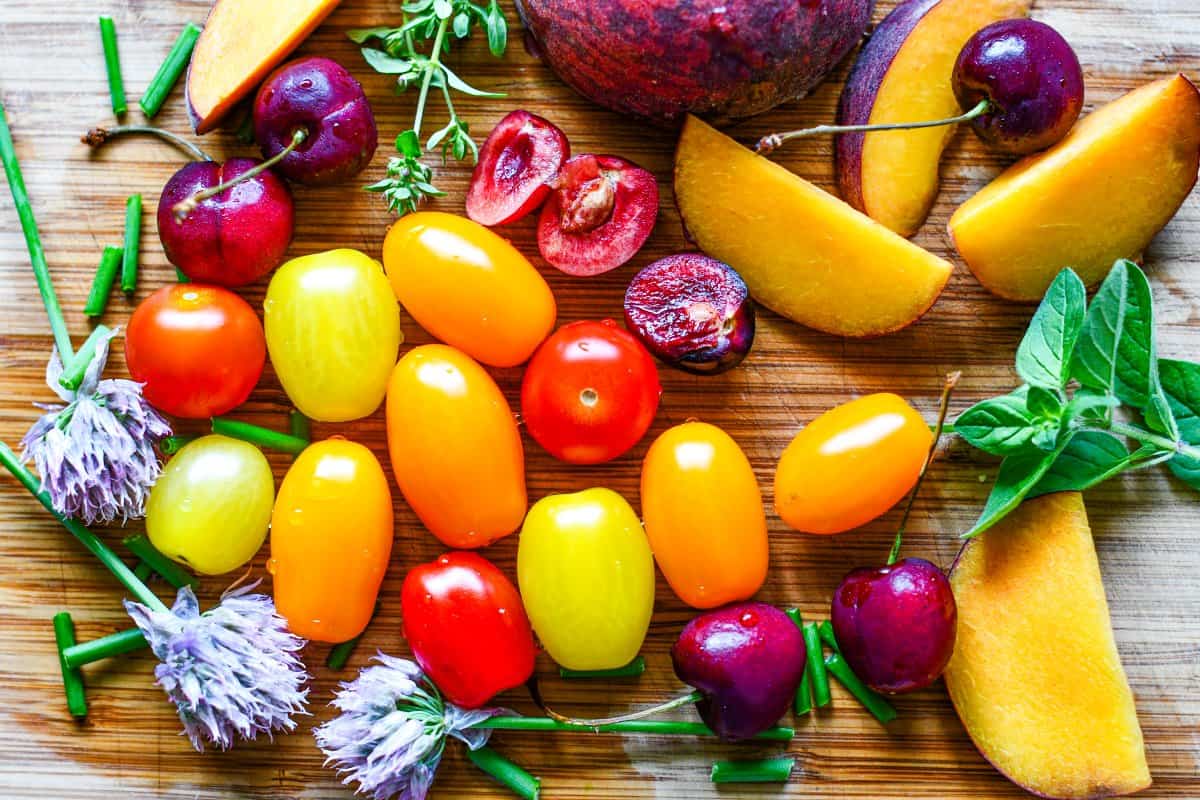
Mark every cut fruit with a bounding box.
[950,74,1200,301]
[466,110,569,226]
[946,492,1151,800]
[186,0,342,134]
[836,0,1032,237]
[675,116,953,337]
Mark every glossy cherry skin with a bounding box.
[466,109,570,226]
[254,56,378,186]
[953,19,1084,155]
[831,557,957,695]
[157,159,294,286]
[671,602,807,741]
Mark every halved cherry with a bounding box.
[536,154,659,276]
[465,110,569,226]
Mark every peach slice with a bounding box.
[836,0,1032,237]
[950,74,1200,301]
[674,116,953,338]
[946,493,1151,800]
[186,0,342,134]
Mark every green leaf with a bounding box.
[1066,389,1121,423]
[963,436,1074,538]
[486,0,508,56]
[1169,451,1200,492]
[1016,268,1087,390]
[954,389,1040,455]
[1031,423,1062,452]
[361,47,415,74]
[347,26,395,44]
[1025,386,1063,420]
[434,0,454,20]
[1028,431,1132,497]
[440,64,505,97]
[395,130,423,158]
[452,11,471,37]
[1160,358,1200,444]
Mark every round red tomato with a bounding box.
[521,319,661,464]
[125,284,266,418]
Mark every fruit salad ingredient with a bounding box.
[775,394,932,535]
[146,434,274,575]
[536,154,658,276]
[521,320,661,464]
[270,439,392,643]
[466,110,569,226]
[254,56,377,186]
[517,488,654,671]
[186,0,342,134]
[383,212,556,368]
[835,0,1033,236]
[945,493,1150,799]
[623,254,754,375]
[675,116,954,337]
[264,248,401,422]
[672,603,807,741]
[514,0,872,125]
[386,345,527,549]
[157,158,294,287]
[831,558,956,694]
[641,422,767,609]
[402,552,536,709]
[141,23,201,119]
[950,74,1200,300]
[125,284,265,418]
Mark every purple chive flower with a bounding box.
[124,583,310,752]
[315,654,507,800]
[21,329,170,524]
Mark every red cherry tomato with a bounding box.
[125,284,266,418]
[521,319,662,464]
[401,551,537,709]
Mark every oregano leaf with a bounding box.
[963,436,1073,539]
[1028,431,1132,498]
[954,388,1039,455]
[1160,358,1200,444]
[1016,268,1087,390]
[1025,386,1063,420]
[1169,452,1200,492]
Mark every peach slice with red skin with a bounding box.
[186,0,342,134]
[836,0,1033,237]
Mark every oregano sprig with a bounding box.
[351,0,508,216]
[958,261,1200,538]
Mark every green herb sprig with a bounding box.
[351,0,508,215]
[957,261,1200,537]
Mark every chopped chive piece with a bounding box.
[817,620,840,653]
[560,656,645,679]
[289,409,311,442]
[211,417,308,454]
[53,612,88,718]
[120,194,141,293]
[123,534,196,589]
[61,627,148,669]
[133,560,153,582]
[467,746,541,799]
[58,324,112,392]
[785,608,812,713]
[139,23,201,118]
[802,623,830,707]
[159,434,195,455]
[711,757,795,784]
[174,267,190,283]
[476,717,793,741]
[326,636,362,671]
[84,246,122,317]
[98,17,126,116]
[825,652,897,725]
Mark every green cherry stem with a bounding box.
[757,99,991,154]
[538,689,704,728]
[81,125,212,162]
[173,128,306,221]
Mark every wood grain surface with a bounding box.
[1,1,1198,798]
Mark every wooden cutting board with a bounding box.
[1,1,1197,797]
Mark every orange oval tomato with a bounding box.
[641,421,768,608]
[386,344,527,548]
[382,211,556,368]
[774,394,931,535]
[269,438,393,643]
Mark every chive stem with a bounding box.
[53,613,88,717]
[173,129,306,221]
[326,635,364,671]
[802,623,831,707]
[123,534,195,589]
[0,103,75,361]
[83,246,123,317]
[120,194,141,293]
[785,609,812,714]
[159,434,196,456]
[288,409,311,442]
[98,17,126,116]
[560,656,645,679]
[757,99,991,154]
[476,716,793,741]
[175,267,191,283]
[710,757,795,784]
[61,627,148,669]
[139,22,201,118]
[82,125,212,163]
[211,417,308,454]
[58,325,112,392]
[467,746,541,799]
[0,440,166,612]
[133,560,153,582]
[825,653,898,725]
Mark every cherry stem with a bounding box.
[539,688,704,727]
[887,371,961,566]
[756,99,991,155]
[172,128,306,221]
[81,124,213,162]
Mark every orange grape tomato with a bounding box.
[774,393,932,535]
[385,344,527,548]
[381,211,556,368]
[641,421,768,609]
[269,438,393,643]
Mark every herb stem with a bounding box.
[785,609,812,714]
[412,18,450,139]
[288,410,311,443]
[53,612,89,717]
[803,623,831,707]
[559,657,645,680]
[58,325,112,392]
[159,434,195,456]
[139,22,201,118]
[1104,421,1200,460]
[824,652,897,725]
[98,17,126,116]
[710,757,795,784]
[476,716,793,741]
[757,99,991,154]
[467,746,541,800]
[84,246,123,317]
[120,193,142,293]
[61,627,148,669]
[211,417,309,454]
[123,534,195,589]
